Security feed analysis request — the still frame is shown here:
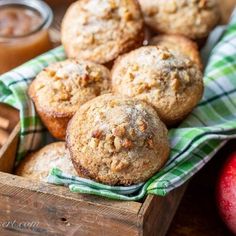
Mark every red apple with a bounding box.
[216,152,236,234]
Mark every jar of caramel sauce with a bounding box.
[0,0,53,74]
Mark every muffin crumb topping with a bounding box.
[67,95,170,185]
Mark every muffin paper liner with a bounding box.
[1,11,236,201]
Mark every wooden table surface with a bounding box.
[167,140,235,236]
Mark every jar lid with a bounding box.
[0,0,53,38]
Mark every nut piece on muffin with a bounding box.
[61,0,144,64]
[111,46,203,126]
[28,59,111,139]
[138,0,220,40]
[150,34,203,70]
[66,94,170,186]
[16,142,77,181]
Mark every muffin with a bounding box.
[112,46,203,125]
[28,59,111,139]
[138,0,220,40]
[61,0,144,64]
[150,34,203,70]
[66,94,169,186]
[16,142,77,181]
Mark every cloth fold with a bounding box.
[1,13,236,200]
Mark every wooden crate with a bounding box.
[0,1,235,234]
[0,104,187,236]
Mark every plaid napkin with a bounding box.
[1,13,236,201]
[0,47,66,162]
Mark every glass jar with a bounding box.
[0,0,53,74]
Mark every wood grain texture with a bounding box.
[0,103,19,132]
[0,172,141,236]
[139,185,187,236]
[0,103,19,172]
[167,140,236,236]
[0,170,187,236]
[1,172,142,214]
[0,123,19,173]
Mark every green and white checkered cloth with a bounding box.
[1,13,236,201]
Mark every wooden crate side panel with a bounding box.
[139,184,188,236]
[0,172,141,214]
[0,176,142,236]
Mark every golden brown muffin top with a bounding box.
[150,34,203,70]
[29,59,111,116]
[61,0,144,64]
[111,46,203,125]
[138,0,220,39]
[16,142,77,181]
[66,94,169,185]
